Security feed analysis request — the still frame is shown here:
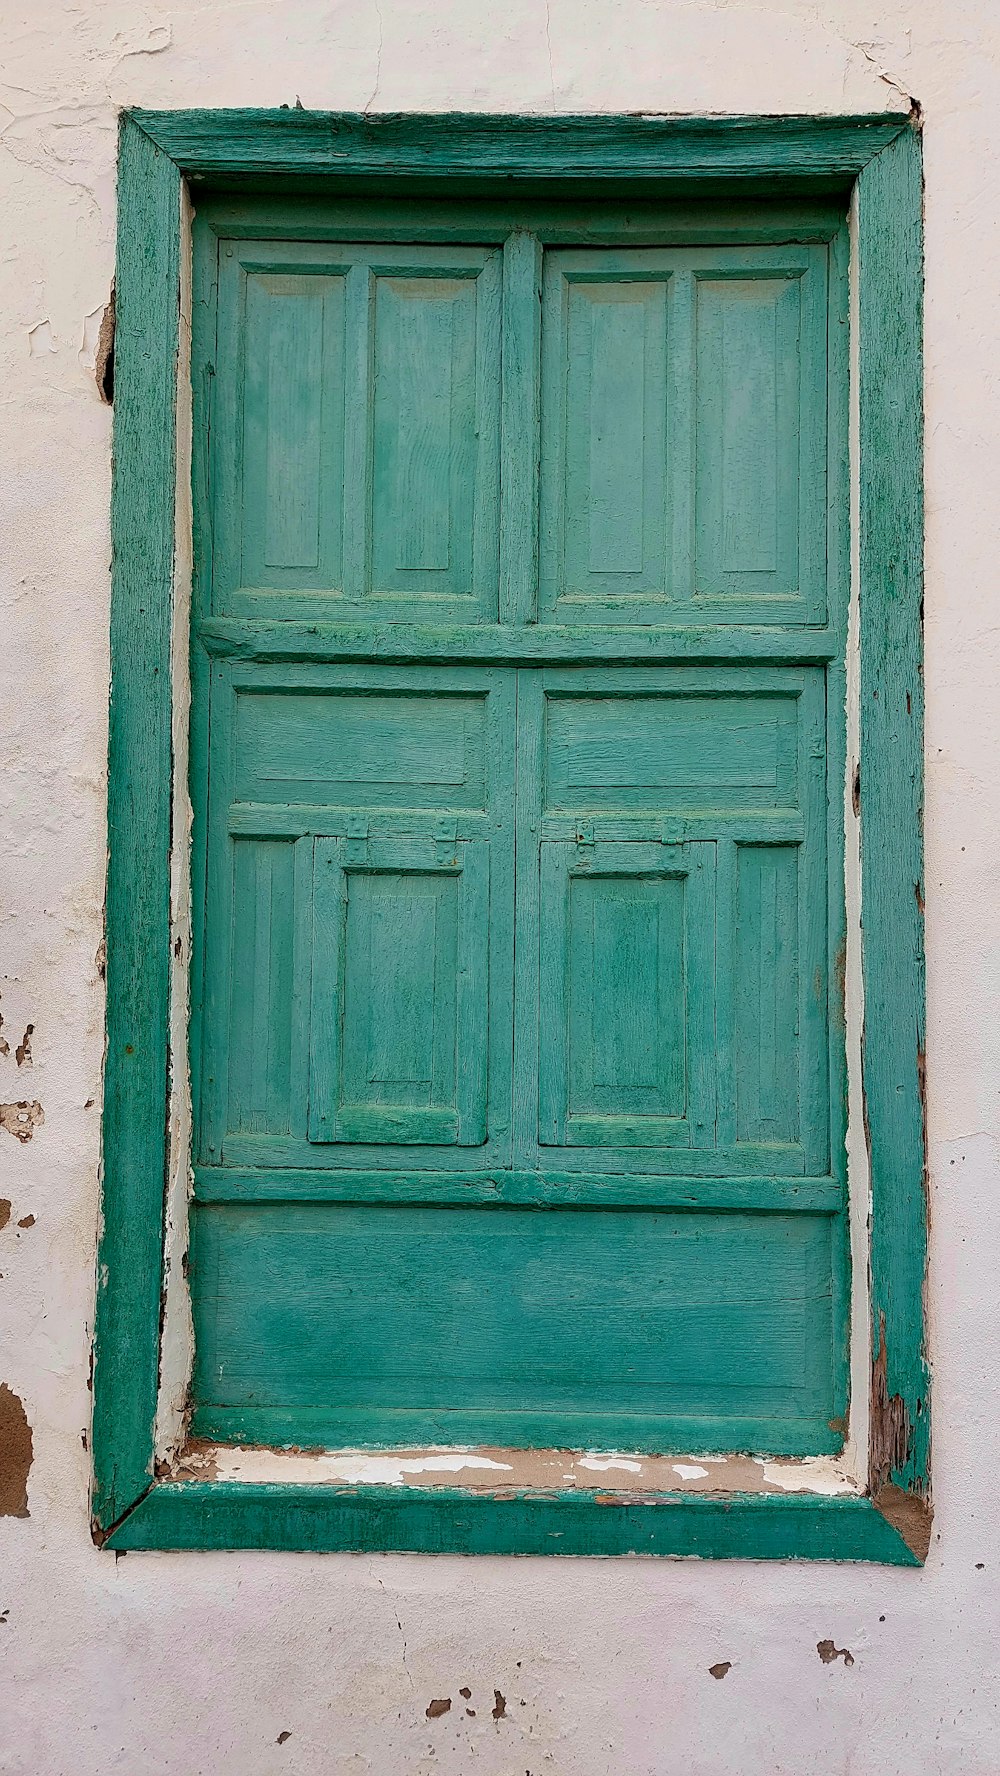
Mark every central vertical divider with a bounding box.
[512,668,544,1172]
[501,229,544,1175]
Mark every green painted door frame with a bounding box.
[93,110,928,1561]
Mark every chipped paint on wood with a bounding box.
[857,123,931,1517]
[869,1310,913,1492]
[871,1481,933,1564]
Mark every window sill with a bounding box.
[99,1444,927,1563]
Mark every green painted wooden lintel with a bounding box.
[106,1481,920,1563]
[130,109,910,184]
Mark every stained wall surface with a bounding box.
[2,4,999,1772]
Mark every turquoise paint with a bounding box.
[189,212,846,1456]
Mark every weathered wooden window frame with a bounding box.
[92,110,928,1561]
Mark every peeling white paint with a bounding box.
[758,1458,857,1497]
[672,1464,710,1481]
[576,1456,643,1473]
[318,1453,515,1484]
[27,319,56,356]
[78,305,104,369]
[202,1447,515,1486]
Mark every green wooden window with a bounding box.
[94,113,928,1561]
[189,224,844,1457]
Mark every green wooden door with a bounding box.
[189,206,848,1455]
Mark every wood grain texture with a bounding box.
[131,110,908,183]
[92,117,182,1534]
[538,245,828,626]
[212,241,501,621]
[192,1165,844,1209]
[188,1201,838,1452]
[857,124,930,1510]
[198,617,842,665]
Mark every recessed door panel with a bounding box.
[233,685,488,810]
[734,842,803,1147]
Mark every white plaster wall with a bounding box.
[2,3,999,1770]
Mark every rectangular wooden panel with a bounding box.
[212,242,501,621]
[734,843,801,1145]
[309,838,489,1146]
[537,245,827,626]
[371,276,475,593]
[240,273,346,587]
[540,257,670,619]
[544,687,800,813]
[514,667,828,1176]
[190,1201,839,1452]
[693,268,826,617]
[563,279,667,586]
[539,842,715,1150]
[200,663,515,1171]
[233,685,487,809]
[695,276,797,592]
[227,838,297,1134]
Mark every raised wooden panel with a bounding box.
[694,274,812,603]
[553,274,668,600]
[370,276,479,597]
[309,838,489,1146]
[200,663,515,1171]
[540,257,670,620]
[190,1201,839,1453]
[514,668,828,1176]
[539,842,715,1150]
[544,686,800,813]
[233,685,487,810]
[240,273,346,590]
